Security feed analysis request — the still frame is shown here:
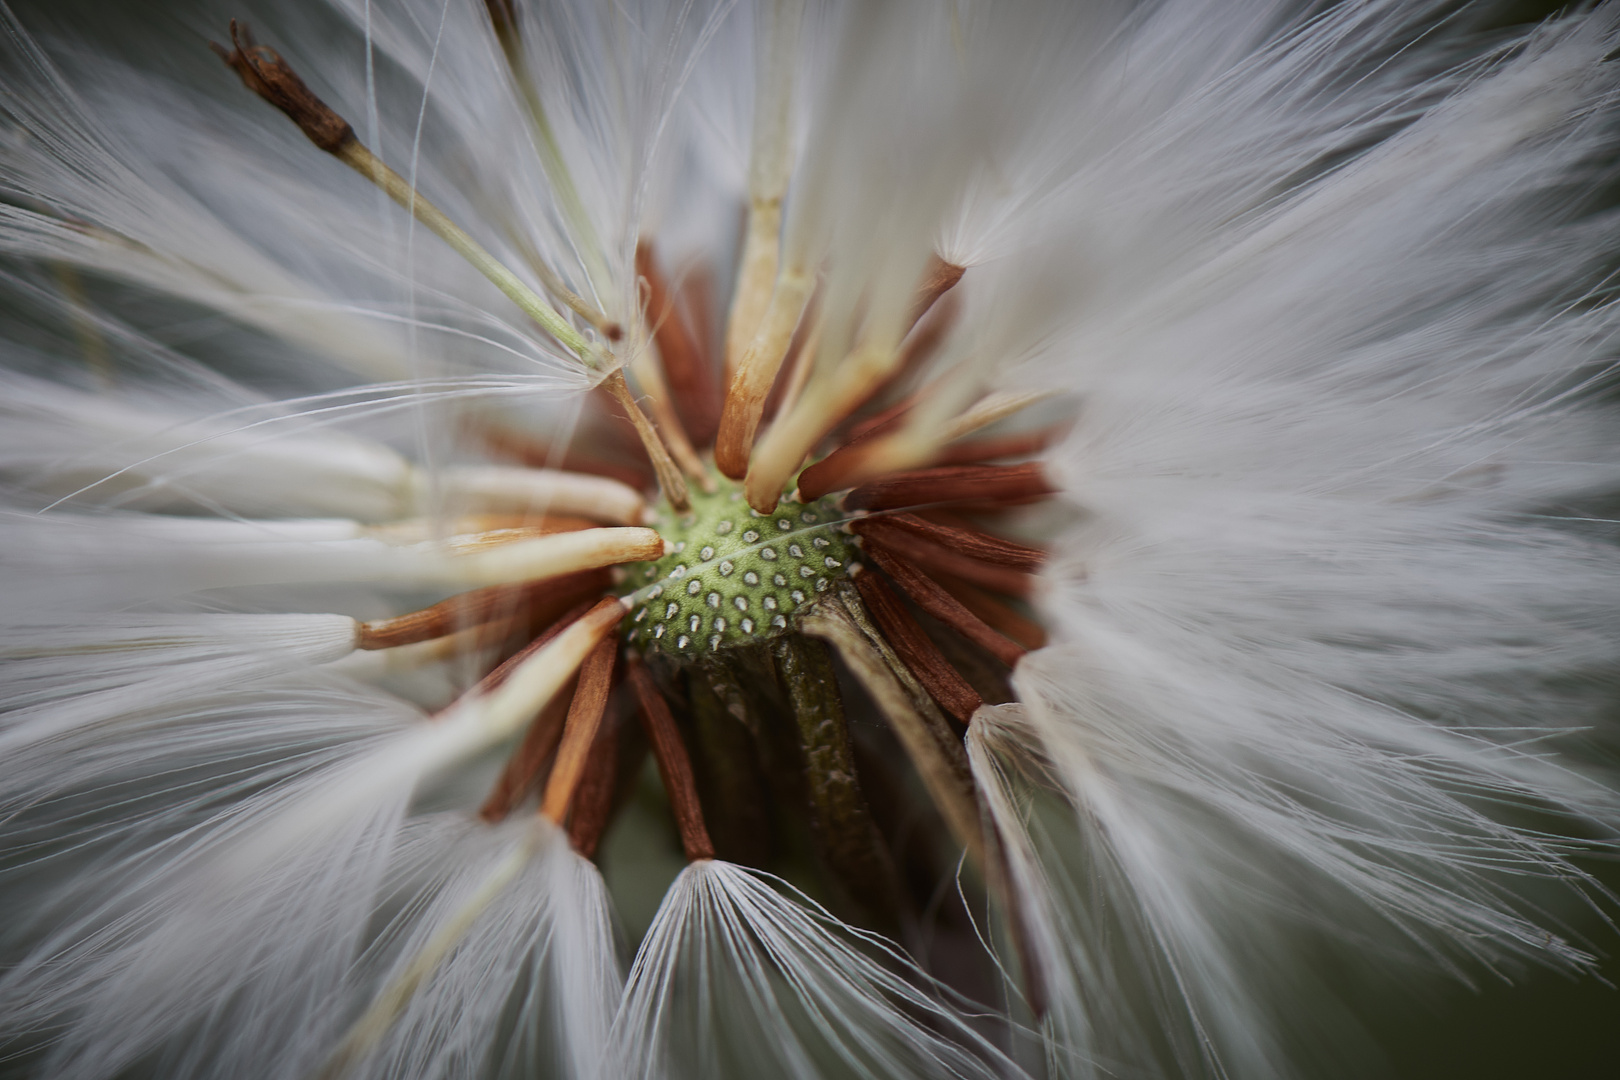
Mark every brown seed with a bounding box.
[845,463,1055,513]
[795,423,898,502]
[854,512,1045,571]
[932,428,1061,467]
[861,543,1025,667]
[602,370,691,511]
[357,569,610,650]
[565,723,620,858]
[211,22,355,153]
[540,637,620,823]
[858,530,1032,598]
[907,255,966,332]
[854,571,982,725]
[931,571,1048,651]
[637,241,720,448]
[629,662,716,861]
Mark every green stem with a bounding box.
[801,585,983,865]
[771,632,905,924]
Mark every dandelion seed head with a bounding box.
[624,471,854,655]
[1,0,1619,1078]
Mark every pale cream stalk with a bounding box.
[715,264,815,479]
[744,336,897,512]
[601,370,693,511]
[420,526,663,587]
[627,338,713,486]
[724,0,805,381]
[417,466,644,525]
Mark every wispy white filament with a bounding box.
[341,817,620,1080]
[1,1,1619,1079]
[612,860,1021,1079]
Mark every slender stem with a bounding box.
[627,341,712,485]
[602,370,692,511]
[540,637,618,822]
[484,0,613,298]
[628,662,716,861]
[715,265,815,480]
[506,227,619,339]
[211,24,596,363]
[724,0,805,379]
[800,587,983,864]
[332,140,594,362]
[772,633,905,923]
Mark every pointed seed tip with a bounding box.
[214,21,355,154]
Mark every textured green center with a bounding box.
[620,473,856,657]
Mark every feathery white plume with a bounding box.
[612,860,1021,1079]
[2,1,1620,1078]
[337,818,620,1080]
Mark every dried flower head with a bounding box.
[2,1,1620,1078]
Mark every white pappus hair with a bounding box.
[0,1,1618,1079]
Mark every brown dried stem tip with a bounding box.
[211,21,355,154]
[629,662,716,862]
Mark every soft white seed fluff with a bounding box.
[339,818,621,1080]
[0,612,360,764]
[610,860,1023,1080]
[0,0,1619,1078]
[0,681,422,1077]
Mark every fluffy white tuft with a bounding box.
[610,860,1023,1079]
[2,0,1620,1077]
[342,817,621,1080]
